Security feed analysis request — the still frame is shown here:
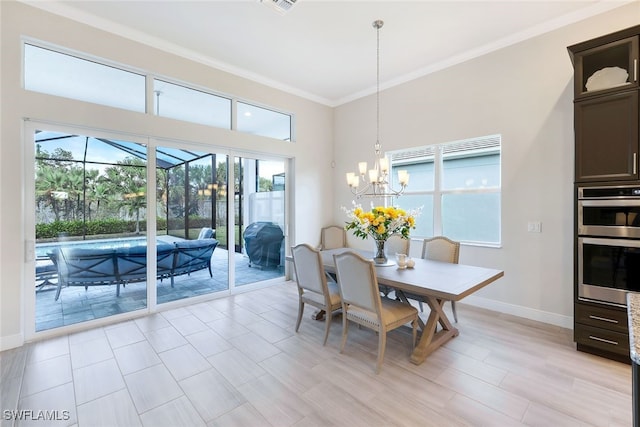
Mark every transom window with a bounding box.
[24,44,145,112]
[23,42,293,142]
[153,79,232,129]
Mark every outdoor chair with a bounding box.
[198,227,215,239]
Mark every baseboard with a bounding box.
[0,333,25,352]
[461,295,573,329]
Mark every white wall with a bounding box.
[333,2,640,327]
[0,1,334,350]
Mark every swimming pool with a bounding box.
[35,237,159,258]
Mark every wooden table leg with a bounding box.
[311,309,326,321]
[410,297,459,365]
[395,290,426,329]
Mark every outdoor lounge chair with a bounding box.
[51,239,219,300]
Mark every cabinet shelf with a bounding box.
[571,36,638,99]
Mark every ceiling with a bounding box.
[25,0,635,106]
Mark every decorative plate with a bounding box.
[585,66,629,92]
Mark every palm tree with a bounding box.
[35,166,67,222]
[64,167,85,221]
[83,168,100,221]
[92,181,111,219]
[104,158,147,234]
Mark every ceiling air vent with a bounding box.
[260,0,298,14]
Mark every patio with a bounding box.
[35,247,284,331]
[32,130,287,333]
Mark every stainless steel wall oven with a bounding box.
[578,185,640,306]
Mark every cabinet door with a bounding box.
[575,91,639,182]
[573,36,638,99]
[575,302,628,333]
[575,324,630,357]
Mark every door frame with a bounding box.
[24,120,294,342]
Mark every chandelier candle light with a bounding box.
[346,19,409,199]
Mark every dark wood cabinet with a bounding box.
[574,90,639,182]
[574,301,630,363]
[569,26,640,184]
[569,25,640,363]
[571,35,638,99]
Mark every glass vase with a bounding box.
[373,238,388,265]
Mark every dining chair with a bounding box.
[378,234,410,296]
[291,243,342,345]
[385,234,410,257]
[420,236,461,321]
[333,251,418,374]
[319,225,347,250]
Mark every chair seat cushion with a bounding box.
[302,281,341,307]
[348,298,417,328]
[380,298,418,323]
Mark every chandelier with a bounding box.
[346,20,409,199]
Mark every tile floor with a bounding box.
[2,281,633,427]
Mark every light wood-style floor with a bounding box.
[1,280,633,427]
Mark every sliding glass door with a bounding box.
[33,129,150,331]
[29,124,287,336]
[234,156,286,287]
[155,145,229,304]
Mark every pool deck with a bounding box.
[35,247,284,332]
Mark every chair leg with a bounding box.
[451,301,458,323]
[376,328,387,374]
[340,314,349,353]
[411,319,417,349]
[295,300,304,332]
[322,311,332,346]
[418,300,424,312]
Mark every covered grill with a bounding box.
[243,222,284,269]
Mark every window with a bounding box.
[153,80,231,129]
[237,102,292,141]
[24,42,294,141]
[391,135,501,245]
[24,44,145,112]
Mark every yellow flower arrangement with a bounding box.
[343,204,419,241]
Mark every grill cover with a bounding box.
[244,222,284,268]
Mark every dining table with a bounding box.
[310,248,505,365]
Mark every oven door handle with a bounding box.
[579,199,640,206]
[580,237,640,248]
